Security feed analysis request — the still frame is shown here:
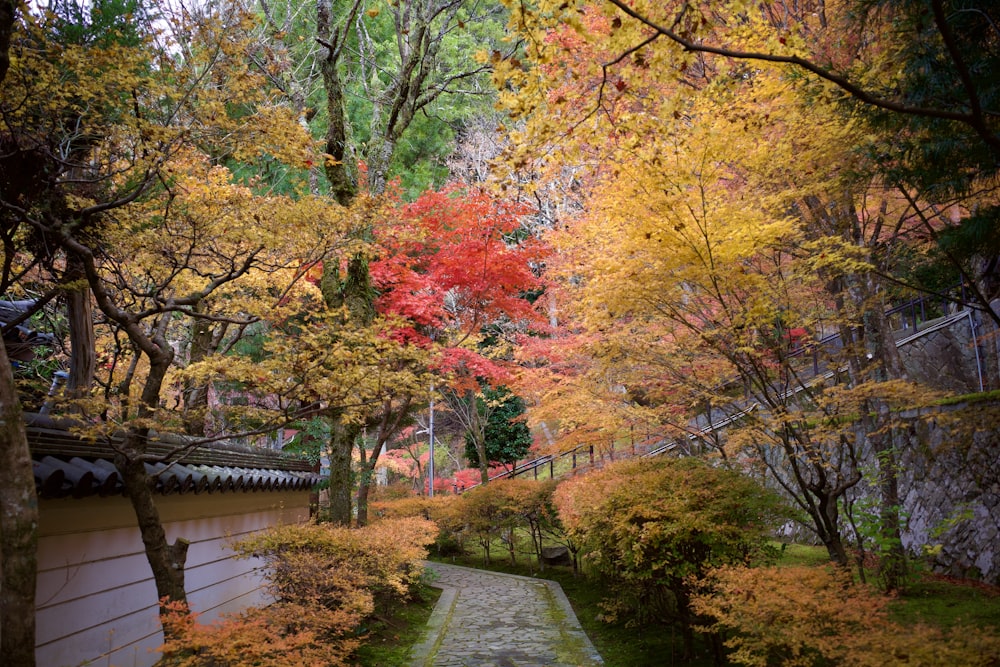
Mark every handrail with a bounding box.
[456,289,980,493]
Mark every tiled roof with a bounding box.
[26,414,323,499]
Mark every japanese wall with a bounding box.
[35,491,312,667]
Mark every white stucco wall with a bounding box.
[35,491,312,667]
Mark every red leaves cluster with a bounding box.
[371,185,544,344]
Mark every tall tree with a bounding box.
[1,0,350,626]
[0,339,36,667]
[0,3,35,663]
[493,2,949,577]
[0,0,16,83]
[310,0,510,523]
[370,184,543,488]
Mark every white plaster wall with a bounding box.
[35,491,311,667]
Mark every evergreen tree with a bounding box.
[464,386,533,471]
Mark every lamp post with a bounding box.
[428,381,435,497]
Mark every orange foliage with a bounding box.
[159,599,358,667]
[159,518,436,665]
[692,565,1000,666]
[369,494,454,521]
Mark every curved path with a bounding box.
[408,562,604,667]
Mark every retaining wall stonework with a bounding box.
[896,307,999,393]
[894,403,1000,584]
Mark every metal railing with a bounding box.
[457,286,986,492]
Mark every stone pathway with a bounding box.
[408,562,604,667]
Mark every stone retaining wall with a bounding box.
[897,308,999,393]
[895,402,1000,584]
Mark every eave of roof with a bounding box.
[26,414,323,500]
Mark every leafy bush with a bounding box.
[159,599,360,667]
[158,517,436,666]
[442,478,561,566]
[691,564,1000,666]
[370,481,419,502]
[553,457,788,658]
[369,495,441,520]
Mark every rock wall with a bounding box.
[895,402,1000,584]
[889,309,1000,583]
[897,309,998,393]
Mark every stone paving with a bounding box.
[408,562,605,667]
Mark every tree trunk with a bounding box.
[320,245,374,525]
[356,474,372,527]
[0,341,38,667]
[66,288,95,394]
[355,435,377,527]
[327,418,356,525]
[64,255,95,398]
[116,446,188,613]
[476,437,489,484]
[816,502,850,566]
[318,17,357,207]
[182,302,215,436]
[857,276,908,591]
[0,0,17,85]
[115,346,191,625]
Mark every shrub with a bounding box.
[370,481,418,502]
[158,599,359,667]
[553,457,788,658]
[691,564,1000,666]
[158,517,436,666]
[443,478,561,566]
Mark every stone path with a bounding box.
[408,562,604,667]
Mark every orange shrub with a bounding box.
[553,457,788,658]
[159,600,359,667]
[691,564,1000,666]
[158,517,436,666]
[369,494,452,521]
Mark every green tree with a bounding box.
[463,385,533,473]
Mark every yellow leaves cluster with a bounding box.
[495,0,931,446]
[233,516,436,601]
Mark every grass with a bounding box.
[773,543,1000,631]
[892,572,1000,629]
[354,583,441,667]
[772,541,831,566]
